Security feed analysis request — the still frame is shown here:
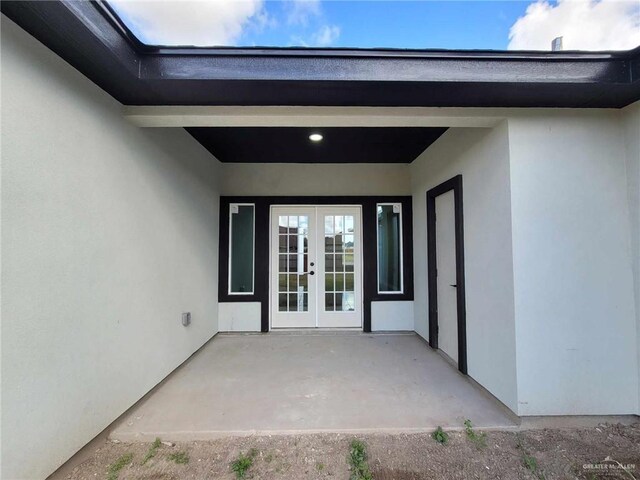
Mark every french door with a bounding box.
[270,206,362,329]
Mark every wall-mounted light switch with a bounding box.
[182,312,191,326]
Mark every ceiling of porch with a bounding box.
[186,127,448,163]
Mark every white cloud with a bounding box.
[284,0,321,26]
[312,24,340,46]
[110,0,267,46]
[508,0,640,51]
[290,24,340,47]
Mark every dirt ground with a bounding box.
[61,422,639,480]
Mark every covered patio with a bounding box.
[3,3,639,478]
[110,332,517,442]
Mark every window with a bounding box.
[229,204,254,294]
[377,203,403,293]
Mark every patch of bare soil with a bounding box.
[60,423,639,480]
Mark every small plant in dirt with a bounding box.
[516,435,545,480]
[107,452,133,480]
[463,419,487,449]
[316,462,325,471]
[142,437,162,465]
[168,451,189,465]
[523,454,538,473]
[231,449,258,479]
[348,439,373,480]
[432,426,449,444]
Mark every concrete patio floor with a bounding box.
[110,332,518,441]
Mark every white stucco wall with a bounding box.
[221,163,411,196]
[410,124,518,413]
[508,112,638,415]
[371,301,414,331]
[218,302,262,331]
[1,17,222,480]
[621,102,640,412]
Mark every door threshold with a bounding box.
[269,328,363,335]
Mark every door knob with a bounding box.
[450,284,457,287]
[310,271,315,275]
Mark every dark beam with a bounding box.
[2,0,639,108]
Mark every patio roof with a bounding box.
[2,1,639,108]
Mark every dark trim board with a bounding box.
[219,196,414,332]
[426,175,468,375]
[2,1,639,107]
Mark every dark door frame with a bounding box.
[426,175,468,375]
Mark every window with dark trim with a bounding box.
[229,203,255,295]
[377,203,403,293]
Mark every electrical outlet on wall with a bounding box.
[182,312,191,326]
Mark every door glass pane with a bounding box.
[299,216,308,233]
[287,234,297,252]
[335,234,344,253]
[299,274,308,292]
[279,254,288,273]
[288,274,298,291]
[377,204,402,292]
[279,293,288,312]
[325,293,334,311]
[325,216,334,234]
[277,214,310,312]
[279,235,287,253]
[325,235,334,253]
[325,273,334,292]
[345,216,354,233]
[343,292,355,311]
[335,292,343,311]
[344,235,354,251]
[279,274,288,292]
[325,254,334,272]
[230,205,254,293]
[289,293,298,311]
[345,273,354,292]
[322,214,358,313]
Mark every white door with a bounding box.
[317,207,362,328]
[435,190,458,363]
[270,206,362,329]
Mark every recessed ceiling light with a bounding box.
[309,133,323,142]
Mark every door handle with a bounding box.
[449,284,457,287]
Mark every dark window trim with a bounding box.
[219,196,414,333]
[426,175,467,375]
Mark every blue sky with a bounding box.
[110,0,640,51]
[238,1,529,49]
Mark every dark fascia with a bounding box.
[2,0,639,107]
